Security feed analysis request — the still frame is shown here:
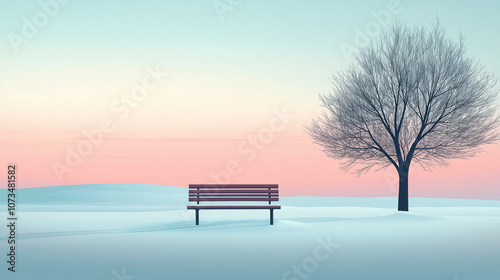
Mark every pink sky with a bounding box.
[2,104,499,199]
[1,67,499,199]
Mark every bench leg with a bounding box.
[270,209,274,225]
[195,209,199,225]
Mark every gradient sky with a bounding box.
[1,0,499,199]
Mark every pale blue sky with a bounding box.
[2,0,499,79]
[2,0,499,129]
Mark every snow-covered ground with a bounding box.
[0,184,499,280]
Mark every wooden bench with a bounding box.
[187,184,281,225]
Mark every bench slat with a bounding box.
[189,198,279,202]
[189,194,278,197]
[189,189,278,194]
[189,184,278,189]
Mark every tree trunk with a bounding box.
[398,165,409,211]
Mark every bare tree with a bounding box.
[307,22,499,211]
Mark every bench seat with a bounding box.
[187,184,280,225]
[187,205,281,209]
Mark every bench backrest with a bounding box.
[189,184,279,204]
